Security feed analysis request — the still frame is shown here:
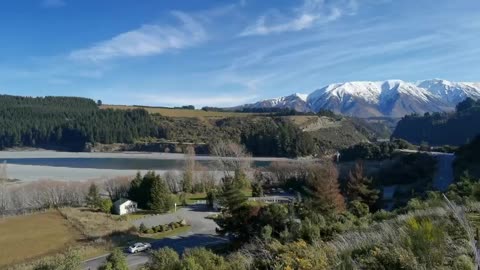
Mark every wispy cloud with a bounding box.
[240,0,356,36]
[41,0,65,8]
[69,11,207,62]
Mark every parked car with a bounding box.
[127,242,151,253]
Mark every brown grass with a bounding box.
[58,207,133,239]
[101,105,255,118]
[0,210,82,267]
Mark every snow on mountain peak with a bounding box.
[417,79,480,104]
[236,79,480,118]
[294,93,308,102]
[308,81,382,105]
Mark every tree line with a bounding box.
[392,97,480,146]
[0,95,158,151]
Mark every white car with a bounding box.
[127,242,151,253]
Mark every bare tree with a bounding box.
[0,179,91,215]
[0,161,8,215]
[182,145,195,193]
[210,140,252,177]
[266,160,310,185]
[164,170,181,193]
[195,164,217,192]
[104,177,131,201]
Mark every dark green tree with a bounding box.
[220,177,247,212]
[346,161,380,209]
[150,174,174,213]
[251,182,264,197]
[86,183,101,209]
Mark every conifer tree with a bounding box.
[346,161,380,208]
[150,174,174,213]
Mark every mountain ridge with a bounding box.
[236,79,480,118]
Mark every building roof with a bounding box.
[113,198,135,207]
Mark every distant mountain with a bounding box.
[417,79,480,105]
[234,93,311,112]
[236,79,480,118]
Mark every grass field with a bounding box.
[101,105,255,118]
[0,211,82,267]
[59,207,133,239]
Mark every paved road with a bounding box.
[431,152,455,191]
[83,205,226,270]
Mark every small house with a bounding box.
[113,199,137,215]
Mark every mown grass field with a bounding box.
[101,105,256,118]
[0,211,82,267]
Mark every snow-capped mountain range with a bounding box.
[236,79,480,118]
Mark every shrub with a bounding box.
[99,198,113,214]
[100,248,128,270]
[147,247,180,270]
[372,209,395,222]
[361,245,419,270]
[139,223,148,233]
[405,217,446,268]
[34,249,82,270]
[453,255,475,270]
[349,200,370,218]
[146,228,154,234]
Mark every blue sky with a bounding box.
[0,0,479,107]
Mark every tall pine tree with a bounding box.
[149,174,174,213]
[346,161,380,209]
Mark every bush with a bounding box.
[147,248,180,270]
[34,249,82,270]
[349,200,370,218]
[146,228,154,234]
[361,245,419,270]
[372,210,395,222]
[100,248,128,270]
[453,255,475,270]
[139,223,148,233]
[99,198,113,214]
[405,217,446,268]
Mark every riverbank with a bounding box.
[3,164,157,182]
[0,150,293,161]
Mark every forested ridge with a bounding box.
[0,94,388,156]
[0,95,158,151]
[392,98,480,146]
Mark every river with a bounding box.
[0,151,286,182]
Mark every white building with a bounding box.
[113,199,137,215]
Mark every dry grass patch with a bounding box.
[101,105,255,118]
[58,207,133,239]
[0,210,82,267]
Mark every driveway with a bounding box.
[131,205,217,235]
[83,204,225,270]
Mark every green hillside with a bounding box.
[392,98,480,146]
